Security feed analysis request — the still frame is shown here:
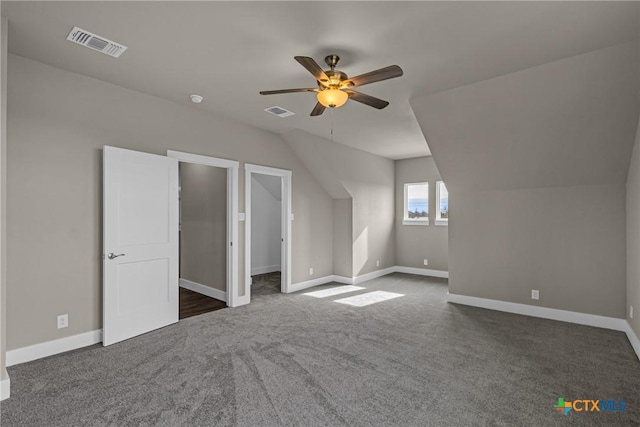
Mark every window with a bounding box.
[403,182,428,225]
[436,181,448,226]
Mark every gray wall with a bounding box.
[450,185,626,317]
[411,42,637,319]
[1,16,7,383]
[251,175,281,275]
[332,199,353,278]
[628,117,640,336]
[283,130,395,277]
[179,163,227,291]
[395,157,448,272]
[6,54,333,350]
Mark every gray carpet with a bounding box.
[1,273,639,426]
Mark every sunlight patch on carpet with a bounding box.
[334,291,404,307]
[303,285,365,298]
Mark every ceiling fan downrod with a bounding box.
[324,54,340,71]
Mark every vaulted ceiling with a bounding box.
[2,1,638,160]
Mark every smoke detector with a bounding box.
[190,94,204,104]
[66,27,127,58]
[264,106,295,118]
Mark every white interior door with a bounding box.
[103,146,179,346]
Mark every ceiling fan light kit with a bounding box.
[260,54,403,116]
[317,88,348,108]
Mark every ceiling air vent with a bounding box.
[264,106,295,118]
[66,27,128,58]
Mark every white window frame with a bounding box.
[403,182,429,226]
[435,180,448,226]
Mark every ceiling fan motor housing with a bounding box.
[324,54,341,69]
[320,70,349,89]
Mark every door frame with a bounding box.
[243,164,292,302]
[167,150,240,307]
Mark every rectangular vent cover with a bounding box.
[67,27,128,58]
[265,106,295,118]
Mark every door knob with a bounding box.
[107,253,125,260]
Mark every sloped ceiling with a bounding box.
[253,174,281,201]
[411,41,639,192]
[1,1,638,160]
[282,130,352,199]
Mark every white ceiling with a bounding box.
[2,1,638,160]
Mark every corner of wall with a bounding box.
[1,16,10,396]
[627,112,640,339]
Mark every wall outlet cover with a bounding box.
[309,267,313,275]
[531,290,540,300]
[423,259,429,266]
[57,314,69,329]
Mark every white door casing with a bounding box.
[103,146,179,346]
[166,150,240,307]
[244,164,292,304]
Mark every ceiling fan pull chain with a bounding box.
[331,108,335,142]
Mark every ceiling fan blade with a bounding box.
[346,65,403,88]
[346,90,390,109]
[260,88,318,95]
[294,56,329,83]
[310,102,326,116]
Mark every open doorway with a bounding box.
[250,173,282,296]
[168,150,240,310]
[244,164,292,303]
[178,162,228,319]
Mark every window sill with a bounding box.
[403,219,429,226]
[435,220,448,226]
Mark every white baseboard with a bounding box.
[289,275,339,293]
[251,265,281,276]
[289,267,449,293]
[180,278,226,302]
[446,292,626,331]
[447,292,640,362]
[6,329,102,367]
[332,275,354,285]
[0,371,10,401]
[394,266,449,279]
[353,267,396,285]
[624,321,640,362]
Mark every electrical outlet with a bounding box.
[376,260,380,267]
[423,259,429,266]
[309,267,313,275]
[531,290,540,301]
[57,314,68,329]
[631,305,634,319]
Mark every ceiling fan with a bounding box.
[260,55,403,116]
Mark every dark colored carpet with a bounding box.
[1,273,639,426]
[251,271,281,296]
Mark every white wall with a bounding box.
[251,175,281,275]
